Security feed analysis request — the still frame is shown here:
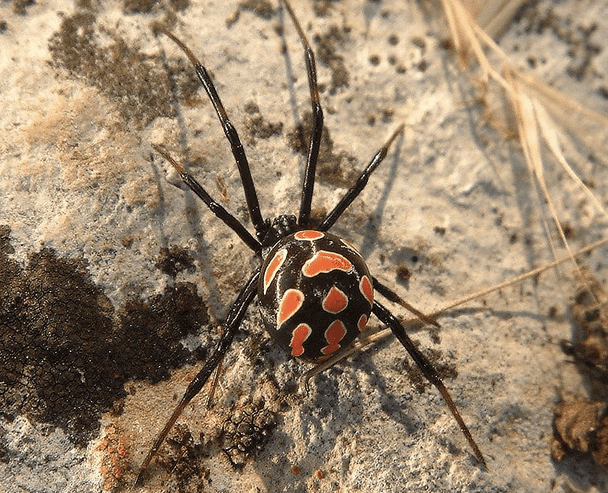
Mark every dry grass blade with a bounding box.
[510,73,569,267]
[440,0,608,275]
[473,0,529,38]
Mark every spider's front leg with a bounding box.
[134,270,260,487]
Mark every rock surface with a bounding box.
[1,0,608,492]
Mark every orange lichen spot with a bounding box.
[290,323,312,357]
[98,423,129,491]
[321,320,346,355]
[302,251,352,277]
[322,286,348,314]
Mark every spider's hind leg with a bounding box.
[372,300,487,468]
[134,270,260,487]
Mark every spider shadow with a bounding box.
[277,3,303,139]
[151,36,226,318]
[359,131,405,260]
[552,449,608,490]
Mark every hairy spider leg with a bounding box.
[281,0,324,228]
[373,301,487,468]
[152,145,262,253]
[134,271,260,487]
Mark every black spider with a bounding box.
[135,0,485,486]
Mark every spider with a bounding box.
[135,0,486,486]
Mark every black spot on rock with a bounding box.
[0,226,209,446]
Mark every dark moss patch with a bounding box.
[48,10,200,129]
[243,101,284,144]
[123,0,189,14]
[0,226,209,447]
[239,0,275,20]
[313,25,350,93]
[12,0,35,16]
[155,245,196,278]
[552,266,608,467]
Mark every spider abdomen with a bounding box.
[258,230,373,362]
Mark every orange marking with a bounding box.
[358,314,368,331]
[322,286,348,314]
[302,251,352,277]
[321,320,346,355]
[360,276,373,305]
[290,323,312,357]
[263,248,287,294]
[295,230,324,240]
[277,289,304,327]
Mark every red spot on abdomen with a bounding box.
[321,320,347,355]
[290,323,312,357]
[278,289,304,327]
[302,251,352,277]
[295,230,324,240]
[360,275,373,305]
[263,248,287,294]
[322,286,348,314]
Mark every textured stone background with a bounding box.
[1,0,608,492]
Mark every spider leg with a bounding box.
[134,269,260,487]
[372,300,487,469]
[319,124,404,231]
[373,277,439,328]
[153,145,261,253]
[281,0,324,228]
[153,25,267,239]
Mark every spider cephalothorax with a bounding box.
[135,0,486,486]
